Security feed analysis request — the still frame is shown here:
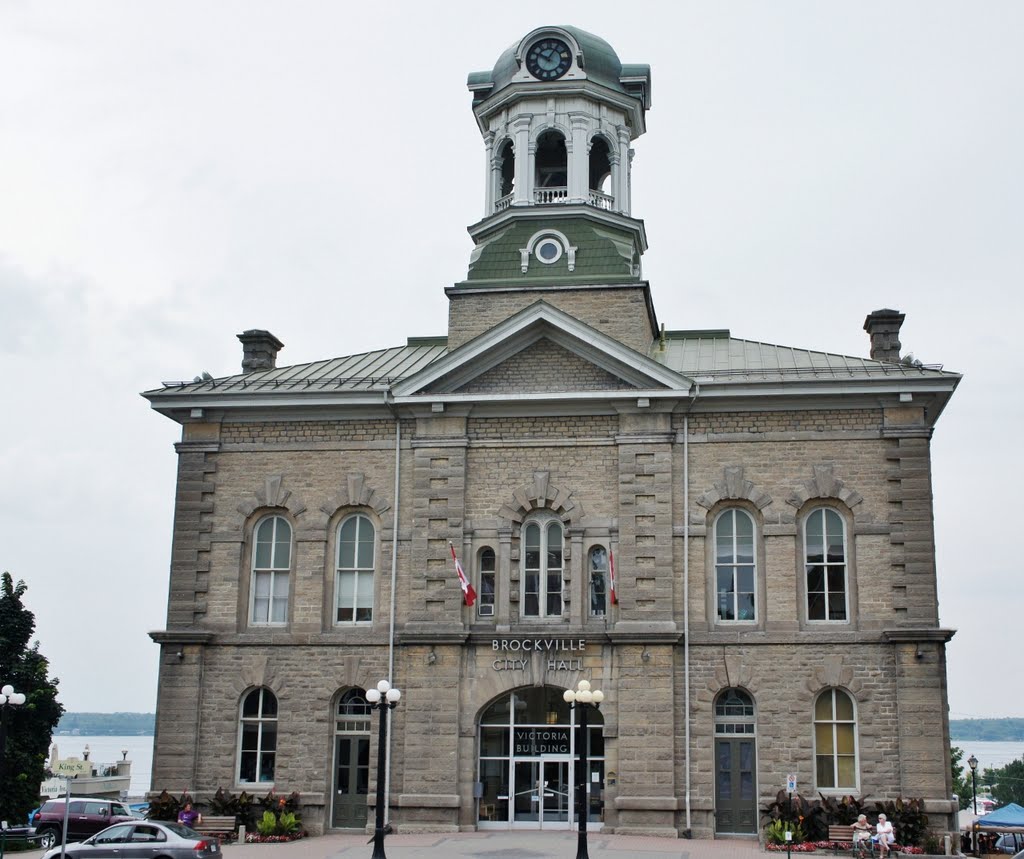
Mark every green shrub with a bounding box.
[766,818,807,845]
[255,811,278,836]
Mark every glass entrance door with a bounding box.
[512,758,573,828]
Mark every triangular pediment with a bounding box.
[392,301,692,399]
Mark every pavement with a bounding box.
[12,830,765,859]
[213,831,763,859]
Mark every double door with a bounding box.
[512,758,572,828]
[715,737,757,834]
[332,734,370,829]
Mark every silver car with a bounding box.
[42,821,220,859]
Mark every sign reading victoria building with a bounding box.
[491,638,586,672]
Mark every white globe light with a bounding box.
[577,680,591,692]
[377,680,391,694]
[592,690,604,704]
[11,693,26,705]
[1,685,12,697]
[578,690,593,704]
[563,690,576,703]
[386,688,401,703]
[365,689,381,703]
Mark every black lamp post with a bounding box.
[366,680,401,859]
[563,679,604,859]
[0,684,27,792]
[968,754,979,855]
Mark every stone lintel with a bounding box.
[148,630,215,645]
[396,794,461,808]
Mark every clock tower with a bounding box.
[448,26,655,352]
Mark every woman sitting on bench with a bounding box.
[853,814,873,856]
[874,814,895,857]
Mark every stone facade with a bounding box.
[145,23,960,845]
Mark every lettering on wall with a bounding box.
[490,638,586,672]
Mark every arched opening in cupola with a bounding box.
[588,136,613,208]
[534,130,567,202]
[498,140,515,202]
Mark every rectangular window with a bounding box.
[589,546,608,617]
[522,521,563,618]
[479,548,496,617]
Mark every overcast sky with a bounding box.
[1,2,1021,720]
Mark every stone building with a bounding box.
[144,25,961,839]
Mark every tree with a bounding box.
[0,572,64,822]
[983,757,1024,808]
[951,746,972,810]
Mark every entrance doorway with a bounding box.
[714,688,757,834]
[477,686,604,830]
[331,689,371,829]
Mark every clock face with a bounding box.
[526,38,572,81]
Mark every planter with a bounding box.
[244,832,307,843]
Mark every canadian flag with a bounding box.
[450,542,477,607]
[609,547,618,606]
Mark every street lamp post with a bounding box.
[968,754,979,855]
[0,684,27,790]
[563,680,604,859]
[365,680,401,859]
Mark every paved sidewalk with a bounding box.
[217,831,763,859]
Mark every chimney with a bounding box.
[863,309,905,363]
[237,329,284,373]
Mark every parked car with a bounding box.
[41,821,220,859]
[31,798,136,849]
[995,834,1024,854]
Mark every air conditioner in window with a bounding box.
[479,604,494,617]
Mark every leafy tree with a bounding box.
[982,757,1024,808]
[951,746,972,810]
[0,572,64,822]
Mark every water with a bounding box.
[951,740,1024,775]
[50,735,154,798]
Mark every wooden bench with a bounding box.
[193,816,237,842]
[828,825,873,856]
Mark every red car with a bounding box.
[32,798,136,849]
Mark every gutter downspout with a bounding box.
[385,391,402,825]
[683,382,699,837]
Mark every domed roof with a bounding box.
[468,26,650,108]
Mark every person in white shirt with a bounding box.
[875,813,895,857]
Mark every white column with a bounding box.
[617,126,632,215]
[569,114,590,203]
[512,117,532,206]
[482,131,496,215]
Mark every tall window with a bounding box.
[715,688,755,735]
[523,519,563,617]
[805,508,847,621]
[336,514,374,624]
[478,548,496,617]
[589,546,608,617]
[251,515,291,625]
[814,688,857,790]
[239,687,278,783]
[715,509,756,621]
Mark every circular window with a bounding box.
[535,238,563,264]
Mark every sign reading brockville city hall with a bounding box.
[491,638,586,672]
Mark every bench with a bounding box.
[194,816,238,842]
[828,825,873,857]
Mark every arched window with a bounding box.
[239,687,278,783]
[589,546,609,617]
[588,135,613,207]
[814,688,858,790]
[522,518,563,618]
[336,514,375,624]
[498,141,515,199]
[251,515,291,625]
[478,547,496,618]
[715,509,756,622]
[805,508,847,621]
[714,688,756,735]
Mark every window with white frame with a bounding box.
[814,688,857,790]
[478,547,496,617]
[522,518,563,618]
[336,514,374,624]
[805,507,848,621]
[251,515,291,625]
[239,687,277,783]
[589,545,608,617]
[715,509,756,622]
